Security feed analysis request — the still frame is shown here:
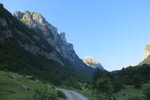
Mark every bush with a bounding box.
[96,78,113,94]
[96,93,116,100]
[57,90,66,98]
[63,77,81,89]
[112,76,124,92]
[95,78,116,100]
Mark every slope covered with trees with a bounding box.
[91,64,150,100]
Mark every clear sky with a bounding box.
[1,0,150,71]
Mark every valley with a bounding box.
[0,2,150,100]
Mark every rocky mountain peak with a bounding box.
[143,41,150,60]
[13,11,23,19]
[13,10,90,70]
[60,32,66,42]
[82,56,101,65]
[82,56,105,70]
[13,11,47,26]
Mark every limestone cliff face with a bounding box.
[143,41,150,60]
[82,56,105,70]
[13,11,90,69]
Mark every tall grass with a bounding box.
[22,86,58,100]
[128,96,142,100]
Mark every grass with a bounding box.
[63,82,150,100]
[115,83,150,100]
[2,67,147,100]
[0,70,66,100]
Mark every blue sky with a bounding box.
[1,0,150,71]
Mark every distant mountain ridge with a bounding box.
[82,56,105,70]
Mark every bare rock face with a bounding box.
[143,41,150,60]
[13,11,89,69]
[13,11,23,19]
[82,56,105,70]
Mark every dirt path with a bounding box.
[58,88,89,100]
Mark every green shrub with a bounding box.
[96,78,113,94]
[63,77,81,89]
[95,78,116,100]
[57,90,66,98]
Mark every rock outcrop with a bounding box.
[143,41,150,60]
[82,56,105,70]
[20,84,30,91]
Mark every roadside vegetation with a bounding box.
[0,70,66,100]
[1,64,149,100]
[60,64,150,100]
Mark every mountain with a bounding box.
[140,41,150,65]
[0,4,94,85]
[143,41,150,60]
[82,56,105,70]
[13,10,88,68]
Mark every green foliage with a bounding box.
[0,70,64,100]
[81,86,89,93]
[96,93,116,100]
[92,69,110,87]
[57,90,66,99]
[93,69,124,93]
[95,78,115,100]
[63,77,81,89]
[123,75,133,85]
[0,42,73,85]
[96,78,113,93]
[112,77,125,92]
[133,74,142,88]
[143,84,150,100]
[115,83,150,100]
[128,96,142,100]
[23,86,57,100]
[111,65,150,86]
[92,64,150,100]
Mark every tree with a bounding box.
[63,77,80,89]
[133,74,142,88]
[95,78,115,100]
[92,69,109,87]
[112,76,124,92]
